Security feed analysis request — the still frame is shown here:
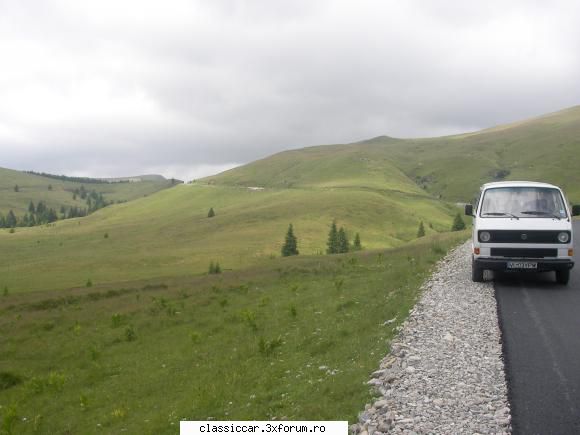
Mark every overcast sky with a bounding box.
[1,0,579,181]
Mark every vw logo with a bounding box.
[521,233,528,240]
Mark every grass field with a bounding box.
[0,231,467,434]
[0,183,458,294]
[0,167,176,215]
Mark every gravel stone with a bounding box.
[352,242,511,434]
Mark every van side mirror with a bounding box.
[465,204,473,216]
[572,205,580,216]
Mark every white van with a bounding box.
[466,181,578,284]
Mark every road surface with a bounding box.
[495,221,580,435]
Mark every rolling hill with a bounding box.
[0,167,177,216]
[206,105,580,202]
[3,105,580,293]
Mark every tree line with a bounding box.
[1,186,111,229]
[23,170,128,184]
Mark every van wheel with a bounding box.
[472,259,484,282]
[556,269,570,285]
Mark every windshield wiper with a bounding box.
[482,212,519,220]
[520,210,562,220]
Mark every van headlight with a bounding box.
[479,231,491,242]
[558,232,570,243]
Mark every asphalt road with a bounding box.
[495,221,580,435]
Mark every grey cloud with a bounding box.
[1,0,580,180]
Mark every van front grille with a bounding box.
[490,248,558,258]
[480,230,568,244]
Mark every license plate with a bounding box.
[507,261,538,270]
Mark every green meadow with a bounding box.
[0,232,466,434]
[0,184,456,294]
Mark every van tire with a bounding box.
[556,269,570,285]
[472,259,484,282]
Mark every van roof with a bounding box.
[481,181,560,190]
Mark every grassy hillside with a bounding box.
[0,231,466,434]
[0,183,457,294]
[0,167,176,215]
[206,105,580,202]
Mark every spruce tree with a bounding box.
[6,210,17,228]
[327,220,339,254]
[13,185,19,192]
[417,221,425,237]
[281,224,299,257]
[28,201,36,214]
[353,232,362,250]
[208,207,215,218]
[337,227,349,253]
[451,213,466,231]
[0,213,5,228]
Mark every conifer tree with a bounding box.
[327,220,339,254]
[6,210,17,228]
[451,213,466,231]
[353,232,362,250]
[207,207,215,218]
[417,221,425,237]
[0,213,5,228]
[28,201,36,214]
[281,224,299,257]
[13,185,19,192]
[337,227,349,253]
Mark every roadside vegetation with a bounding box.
[0,231,467,434]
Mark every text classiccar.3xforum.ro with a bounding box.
[196,423,328,433]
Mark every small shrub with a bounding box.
[80,394,89,411]
[208,261,222,274]
[431,243,445,255]
[219,298,228,307]
[190,331,201,343]
[2,286,7,297]
[0,372,23,391]
[125,325,137,342]
[334,279,344,291]
[8,228,15,234]
[86,279,92,288]
[28,372,66,394]
[290,305,297,318]
[240,309,258,331]
[104,232,109,239]
[111,313,125,328]
[207,207,215,218]
[1,403,18,435]
[111,406,128,419]
[42,322,55,331]
[89,345,100,361]
[258,336,283,356]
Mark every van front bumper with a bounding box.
[475,258,574,272]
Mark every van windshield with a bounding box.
[480,187,568,219]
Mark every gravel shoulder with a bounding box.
[353,242,511,434]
